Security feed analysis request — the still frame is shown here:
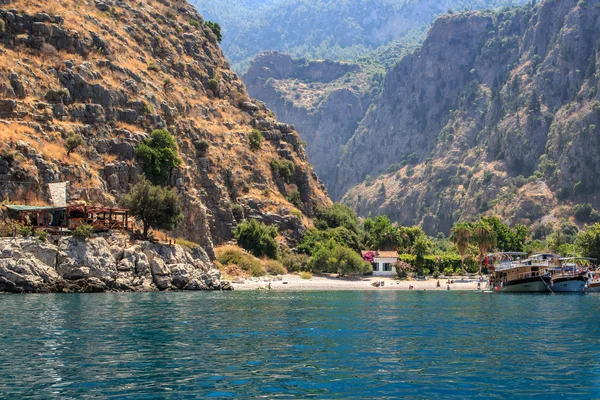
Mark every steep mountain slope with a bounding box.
[243,52,386,190]
[240,1,529,191]
[0,0,329,257]
[191,0,528,71]
[338,0,600,234]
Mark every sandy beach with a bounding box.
[231,274,483,291]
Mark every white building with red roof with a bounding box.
[361,250,399,276]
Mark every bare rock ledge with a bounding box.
[0,233,232,293]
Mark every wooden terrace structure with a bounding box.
[4,204,133,233]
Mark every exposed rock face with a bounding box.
[244,52,376,189]
[334,1,600,234]
[0,234,230,293]
[0,0,330,253]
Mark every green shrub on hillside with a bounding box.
[308,241,371,276]
[573,203,600,223]
[207,78,219,92]
[73,224,94,239]
[234,219,279,259]
[135,129,182,186]
[217,246,266,277]
[263,259,287,275]
[65,133,83,156]
[290,209,302,219]
[287,189,301,207]
[142,102,154,115]
[37,230,48,242]
[282,253,310,272]
[19,225,32,237]
[270,159,294,181]
[248,129,263,151]
[577,223,600,259]
[205,21,223,42]
[194,139,210,155]
[123,178,183,237]
[298,227,362,255]
[314,203,360,233]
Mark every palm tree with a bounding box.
[412,236,432,276]
[450,223,471,274]
[473,221,496,275]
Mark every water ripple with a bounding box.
[0,291,600,398]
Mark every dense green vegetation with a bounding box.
[287,203,600,277]
[72,224,95,239]
[248,129,263,151]
[577,223,600,261]
[191,0,528,71]
[124,179,184,237]
[135,129,182,186]
[205,21,223,42]
[65,133,83,156]
[234,219,279,259]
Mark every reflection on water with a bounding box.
[1,291,600,398]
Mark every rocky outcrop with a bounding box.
[0,234,231,293]
[338,1,600,233]
[244,52,360,83]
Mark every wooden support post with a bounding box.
[125,211,128,231]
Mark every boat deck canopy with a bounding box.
[5,205,66,212]
[487,252,527,257]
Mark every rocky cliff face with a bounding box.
[0,234,230,293]
[244,52,378,189]
[0,0,330,256]
[339,0,600,234]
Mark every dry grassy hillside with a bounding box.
[0,0,330,256]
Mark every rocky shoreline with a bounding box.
[0,233,231,293]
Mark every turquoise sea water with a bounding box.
[1,291,599,399]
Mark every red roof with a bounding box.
[361,250,398,258]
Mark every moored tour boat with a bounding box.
[551,274,587,292]
[552,257,594,293]
[585,270,600,292]
[488,252,553,293]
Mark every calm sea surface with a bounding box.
[1,291,599,399]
